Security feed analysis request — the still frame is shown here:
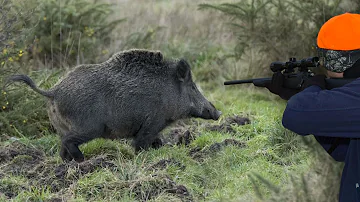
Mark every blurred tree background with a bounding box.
[200,0,360,76]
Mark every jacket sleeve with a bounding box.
[282,78,360,138]
[282,79,360,162]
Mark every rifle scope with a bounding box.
[270,57,320,72]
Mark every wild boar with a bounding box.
[5,49,221,162]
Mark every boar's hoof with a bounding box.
[151,137,163,149]
[60,144,85,163]
[61,137,85,162]
[60,147,73,162]
[134,136,164,153]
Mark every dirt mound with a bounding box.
[0,142,44,176]
[160,115,250,149]
[0,141,117,198]
[162,127,197,146]
[0,142,44,198]
[190,139,246,161]
[0,142,44,163]
[206,115,250,133]
[132,174,192,202]
[53,155,116,179]
[28,155,117,193]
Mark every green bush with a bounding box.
[27,0,125,66]
[0,0,35,72]
[0,70,61,139]
[0,0,46,139]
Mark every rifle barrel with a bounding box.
[224,78,270,85]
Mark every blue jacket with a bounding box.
[282,78,360,202]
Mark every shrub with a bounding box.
[26,0,125,66]
[0,0,36,73]
[0,0,57,138]
[0,70,61,139]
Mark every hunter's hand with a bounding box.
[265,72,298,100]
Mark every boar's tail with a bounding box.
[4,74,54,98]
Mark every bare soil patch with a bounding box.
[190,139,247,161]
[132,174,193,202]
[206,115,251,133]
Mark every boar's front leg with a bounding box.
[151,137,163,149]
[133,120,166,152]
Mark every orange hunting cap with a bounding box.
[317,13,360,51]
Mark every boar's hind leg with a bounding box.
[60,146,72,161]
[61,133,87,162]
[61,128,103,162]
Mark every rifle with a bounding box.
[224,57,354,90]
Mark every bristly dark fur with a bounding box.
[101,49,174,76]
[111,49,165,67]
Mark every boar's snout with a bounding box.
[215,110,222,120]
[201,102,221,120]
[211,109,222,120]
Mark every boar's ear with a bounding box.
[176,59,191,82]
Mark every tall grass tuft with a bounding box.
[250,136,343,201]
